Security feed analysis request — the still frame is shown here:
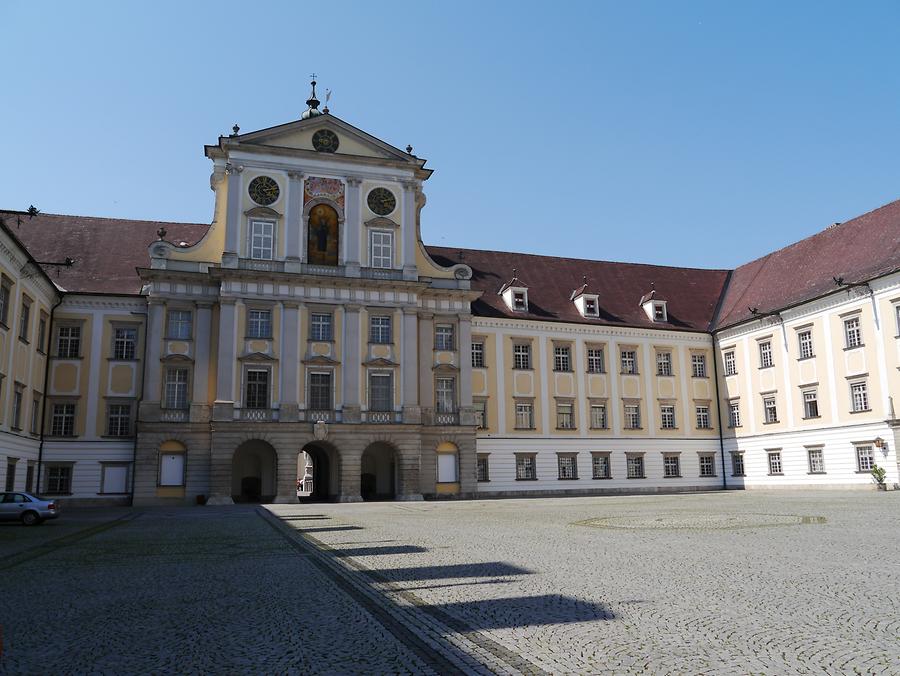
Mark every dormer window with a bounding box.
[585,298,597,315]
[653,303,666,321]
[640,289,667,322]
[513,291,527,311]
[570,279,599,318]
[500,272,529,313]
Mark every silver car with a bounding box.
[0,492,60,525]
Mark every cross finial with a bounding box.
[512,268,518,278]
[309,72,317,81]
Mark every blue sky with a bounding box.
[2,1,899,268]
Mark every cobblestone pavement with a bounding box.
[2,491,899,674]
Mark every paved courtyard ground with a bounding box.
[1,491,899,674]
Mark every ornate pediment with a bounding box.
[302,355,340,366]
[244,206,282,219]
[239,351,277,362]
[365,217,399,229]
[363,357,398,367]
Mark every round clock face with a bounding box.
[248,175,280,206]
[312,129,339,153]
[367,187,396,216]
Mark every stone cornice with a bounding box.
[471,317,712,343]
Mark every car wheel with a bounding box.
[21,511,41,526]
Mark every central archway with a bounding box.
[232,440,277,503]
[361,442,397,501]
[299,442,339,502]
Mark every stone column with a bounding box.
[274,443,300,504]
[396,437,424,501]
[206,431,234,505]
[222,164,243,267]
[401,181,419,280]
[190,302,213,423]
[457,313,474,425]
[140,299,165,419]
[401,307,420,423]
[418,312,434,424]
[344,177,362,277]
[285,171,304,272]
[280,302,300,421]
[342,304,362,423]
[213,299,237,421]
[338,438,364,502]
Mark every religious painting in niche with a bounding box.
[307,204,339,266]
[304,177,345,211]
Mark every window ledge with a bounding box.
[661,426,679,431]
[18,337,29,345]
[626,476,646,480]
[166,337,194,343]
[54,355,83,360]
[557,477,579,481]
[100,435,134,440]
[620,371,640,376]
[245,336,274,341]
[10,426,22,432]
[758,365,774,370]
[801,416,821,420]
[592,476,613,480]
[691,375,709,379]
[762,420,780,425]
[731,474,746,478]
[555,427,576,431]
[36,349,46,356]
[697,427,714,431]
[843,344,865,351]
[477,479,490,483]
[513,427,536,431]
[512,367,534,371]
[663,475,682,479]
[589,427,610,431]
[725,371,738,377]
[700,475,718,479]
[849,409,873,414]
[515,477,538,481]
[797,355,816,362]
[855,470,874,474]
[45,435,78,439]
[586,370,606,375]
[624,427,644,431]
[97,492,130,496]
[807,472,827,475]
[767,473,784,476]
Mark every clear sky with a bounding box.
[2,0,899,269]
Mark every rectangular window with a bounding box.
[18,301,30,341]
[51,403,76,436]
[512,291,527,311]
[245,369,269,409]
[164,369,189,409]
[12,386,23,430]
[515,454,536,480]
[763,396,778,423]
[167,310,192,340]
[729,401,741,428]
[620,349,637,374]
[471,341,485,368]
[731,452,745,476]
[30,396,41,435]
[368,372,393,411]
[476,455,490,482]
[798,330,814,359]
[0,280,10,326]
[46,465,72,494]
[57,325,81,358]
[435,377,456,413]
[660,404,676,429]
[626,454,644,479]
[101,464,129,494]
[767,451,783,475]
[106,402,132,436]
[247,310,272,339]
[592,453,611,479]
[663,455,680,478]
[309,373,332,410]
[473,400,486,429]
[856,445,874,472]
[850,381,869,412]
[803,390,819,418]
[691,354,707,378]
[624,404,640,429]
[699,454,716,477]
[249,220,274,260]
[759,341,773,368]
[515,402,534,429]
[437,453,458,483]
[113,327,138,359]
[556,403,574,429]
[369,315,392,344]
[696,405,711,429]
[557,455,578,479]
[586,348,604,373]
[553,345,571,372]
[310,313,332,341]
[435,324,454,351]
[590,404,607,429]
[369,229,393,269]
[844,316,862,348]
[38,313,48,352]
[656,351,672,376]
[159,453,185,487]
[807,448,825,473]
[513,343,531,369]
[724,350,737,376]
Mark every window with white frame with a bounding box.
[368,372,393,411]
[513,343,531,369]
[592,453,611,479]
[850,381,869,412]
[471,341,485,368]
[763,396,778,423]
[844,316,862,348]
[369,315,391,344]
[473,400,486,429]
[557,454,578,479]
[249,220,274,260]
[515,454,536,480]
[586,347,604,373]
[656,351,672,376]
[435,377,456,413]
[51,403,76,436]
[0,279,10,326]
[724,350,737,376]
[856,445,874,472]
[476,455,490,482]
[515,402,534,429]
[113,327,137,360]
[663,454,680,478]
[553,345,571,372]
[556,402,574,429]
[308,372,332,410]
[19,299,30,341]
[38,313,48,352]
[106,402,132,436]
[803,390,819,418]
[691,354,707,378]
[660,404,676,429]
[699,454,716,477]
[696,405,711,429]
[310,313,332,341]
[159,453,185,487]
[167,310,192,340]
[731,452,745,476]
[626,454,644,478]
[590,403,607,429]
[247,310,272,339]
[620,349,637,374]
[512,291,527,311]
[729,401,741,427]
[164,369,190,409]
[896,304,900,335]
[798,330,814,359]
[437,452,458,483]
[12,385,23,429]
[767,451,783,475]
[435,324,454,351]
[624,403,641,429]
[807,447,825,473]
[57,325,81,358]
[583,297,598,316]
[30,396,41,435]
[369,229,393,269]
[245,369,269,409]
[759,341,773,368]
[46,464,72,494]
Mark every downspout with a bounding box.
[711,331,727,489]
[36,293,64,493]
[129,307,149,505]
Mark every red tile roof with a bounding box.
[0,211,209,294]
[427,246,731,332]
[714,199,900,329]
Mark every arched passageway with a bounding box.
[232,440,277,503]
[299,443,339,502]
[361,442,397,501]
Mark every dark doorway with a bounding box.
[232,440,277,503]
[361,442,397,501]
[299,443,337,502]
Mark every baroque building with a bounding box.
[1,85,898,504]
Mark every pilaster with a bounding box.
[402,307,420,424]
[344,176,362,277]
[458,313,474,425]
[190,302,213,423]
[223,164,244,266]
[213,299,237,421]
[280,301,300,422]
[418,311,434,423]
[285,171,304,266]
[401,181,418,280]
[142,299,165,407]
[342,303,362,423]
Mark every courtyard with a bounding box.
[1,491,899,674]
